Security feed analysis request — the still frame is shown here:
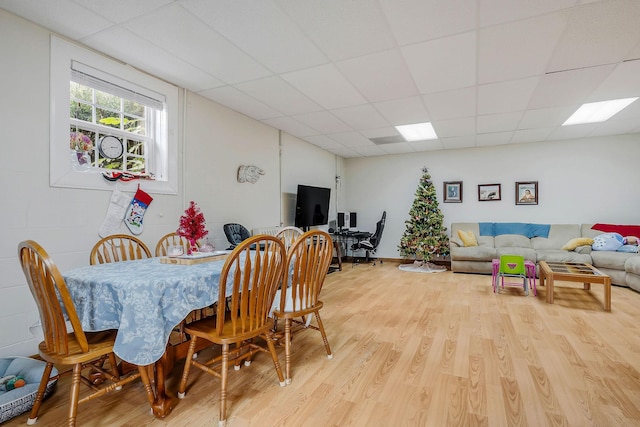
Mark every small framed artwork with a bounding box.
[478,183,501,201]
[443,181,463,203]
[516,181,538,205]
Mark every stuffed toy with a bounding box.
[619,236,640,253]
[0,375,26,391]
[592,233,624,251]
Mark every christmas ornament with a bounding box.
[124,185,153,235]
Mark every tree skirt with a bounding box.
[399,261,447,273]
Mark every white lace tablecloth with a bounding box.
[62,257,226,365]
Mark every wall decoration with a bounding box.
[478,183,501,201]
[443,181,462,203]
[237,165,265,183]
[516,181,538,205]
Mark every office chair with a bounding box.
[351,211,386,265]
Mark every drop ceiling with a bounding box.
[2,0,640,158]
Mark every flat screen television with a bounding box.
[294,184,331,230]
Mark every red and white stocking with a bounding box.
[124,186,153,235]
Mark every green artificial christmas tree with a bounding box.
[398,167,450,264]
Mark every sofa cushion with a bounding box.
[590,250,636,270]
[450,246,497,261]
[625,256,640,275]
[531,224,581,250]
[495,234,531,248]
[457,230,478,247]
[496,247,536,261]
[562,237,594,251]
[536,250,592,264]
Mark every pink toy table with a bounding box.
[492,258,537,295]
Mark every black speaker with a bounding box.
[349,212,357,228]
[337,212,345,228]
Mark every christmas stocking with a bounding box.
[124,186,153,235]
[98,189,130,238]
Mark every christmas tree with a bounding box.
[398,167,450,262]
[177,201,208,254]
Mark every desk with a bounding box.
[331,231,372,261]
[63,256,230,417]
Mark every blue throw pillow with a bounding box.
[592,233,624,251]
[618,244,639,253]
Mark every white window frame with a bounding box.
[50,36,179,194]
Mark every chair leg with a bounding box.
[27,362,55,425]
[220,344,229,427]
[177,336,198,398]
[68,363,83,427]
[264,333,286,386]
[284,318,292,384]
[314,311,333,359]
[138,365,156,407]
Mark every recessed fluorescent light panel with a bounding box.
[562,97,638,126]
[395,122,438,141]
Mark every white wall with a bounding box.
[0,10,339,358]
[345,135,640,259]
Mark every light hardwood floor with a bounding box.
[6,262,640,426]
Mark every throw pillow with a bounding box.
[592,233,624,251]
[457,230,478,247]
[561,237,594,251]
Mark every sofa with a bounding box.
[449,222,640,292]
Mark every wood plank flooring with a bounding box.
[6,262,640,426]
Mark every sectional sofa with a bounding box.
[449,222,640,292]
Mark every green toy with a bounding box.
[0,374,26,391]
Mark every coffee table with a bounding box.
[538,261,611,311]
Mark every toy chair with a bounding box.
[495,254,529,296]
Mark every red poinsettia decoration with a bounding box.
[177,201,208,254]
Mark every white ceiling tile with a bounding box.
[74,0,173,24]
[588,118,638,137]
[546,0,640,72]
[511,127,554,144]
[519,107,575,129]
[440,135,477,150]
[408,139,444,151]
[275,0,396,61]
[181,0,328,74]
[478,13,568,84]
[477,112,523,134]
[527,64,614,109]
[373,97,430,125]
[337,49,419,103]
[477,77,539,115]
[281,64,367,109]
[547,123,599,140]
[261,117,319,137]
[476,131,514,146]
[432,117,476,138]
[198,86,282,120]
[422,87,476,120]
[124,4,271,84]
[292,111,352,134]
[402,32,477,94]
[331,105,390,130]
[478,0,576,28]
[1,0,112,39]
[302,135,345,150]
[589,60,640,101]
[234,76,322,116]
[328,131,373,147]
[379,0,476,45]
[378,143,415,155]
[350,145,389,157]
[84,28,224,93]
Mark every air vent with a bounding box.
[369,135,406,145]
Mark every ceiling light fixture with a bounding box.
[562,97,638,126]
[395,122,438,141]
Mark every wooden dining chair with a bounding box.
[89,233,151,265]
[154,232,193,257]
[18,240,155,427]
[177,235,287,427]
[271,230,334,384]
[275,226,304,252]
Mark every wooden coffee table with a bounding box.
[538,261,611,311]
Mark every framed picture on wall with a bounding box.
[516,181,538,205]
[478,183,501,201]
[443,181,462,203]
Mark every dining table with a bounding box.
[62,252,232,418]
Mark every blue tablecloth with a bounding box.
[62,257,227,366]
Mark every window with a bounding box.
[51,36,179,194]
